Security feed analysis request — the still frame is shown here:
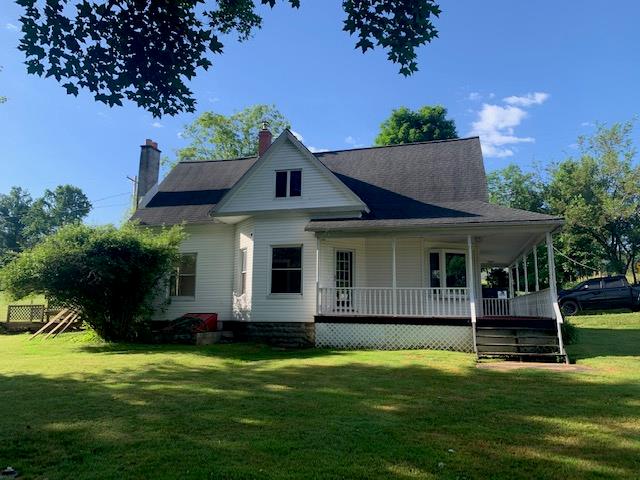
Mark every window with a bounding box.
[580,279,601,290]
[428,250,467,288]
[240,248,248,295]
[271,246,302,294]
[445,252,467,288]
[170,253,197,297]
[603,278,624,289]
[429,252,441,288]
[275,170,302,198]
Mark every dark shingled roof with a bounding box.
[131,136,563,229]
[131,156,257,225]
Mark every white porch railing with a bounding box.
[318,287,470,317]
[481,288,555,318]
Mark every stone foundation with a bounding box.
[223,321,315,348]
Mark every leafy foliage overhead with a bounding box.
[17,0,441,117]
[374,105,457,146]
[0,223,184,341]
[175,104,290,163]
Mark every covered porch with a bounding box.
[311,223,565,355]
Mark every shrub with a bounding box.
[561,319,579,345]
[0,223,184,341]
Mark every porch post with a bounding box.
[533,246,540,291]
[391,237,397,315]
[546,232,563,322]
[546,231,566,358]
[508,265,514,298]
[523,254,529,293]
[515,261,520,294]
[316,236,321,315]
[467,235,478,353]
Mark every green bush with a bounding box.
[0,223,184,341]
[561,319,579,345]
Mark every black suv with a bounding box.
[558,275,640,315]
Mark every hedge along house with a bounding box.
[132,127,567,361]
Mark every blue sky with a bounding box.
[1,1,639,224]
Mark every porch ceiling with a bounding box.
[315,223,558,268]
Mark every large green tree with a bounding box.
[487,164,546,213]
[175,104,290,163]
[547,121,640,278]
[16,0,441,116]
[0,185,91,262]
[374,105,457,146]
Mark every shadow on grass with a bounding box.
[1,352,639,479]
[567,327,640,361]
[79,341,344,362]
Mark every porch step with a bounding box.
[475,323,566,363]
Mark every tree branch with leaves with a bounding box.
[16,0,441,116]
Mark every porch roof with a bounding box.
[306,201,563,232]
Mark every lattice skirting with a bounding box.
[315,323,474,352]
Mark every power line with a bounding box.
[553,247,599,272]
[91,192,130,203]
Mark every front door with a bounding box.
[335,250,354,309]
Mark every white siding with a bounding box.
[250,214,318,323]
[319,238,367,288]
[232,218,254,321]
[363,238,393,287]
[157,224,234,321]
[216,140,361,214]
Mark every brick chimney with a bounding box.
[258,122,272,157]
[137,139,160,205]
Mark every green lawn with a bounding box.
[0,314,639,479]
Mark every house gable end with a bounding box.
[214,130,368,216]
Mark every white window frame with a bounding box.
[274,169,302,198]
[426,249,468,289]
[240,248,248,295]
[269,244,303,296]
[170,252,197,300]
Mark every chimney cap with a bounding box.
[260,121,270,131]
[143,139,159,150]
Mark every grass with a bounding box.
[0,314,639,479]
[0,291,46,322]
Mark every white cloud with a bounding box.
[503,92,549,107]
[468,91,549,158]
[469,104,535,158]
[177,131,184,139]
[291,130,304,142]
[308,146,329,153]
[208,97,220,103]
[5,23,18,31]
[151,121,163,128]
[345,135,365,148]
[581,121,594,127]
[468,92,481,101]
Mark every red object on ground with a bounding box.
[185,313,218,332]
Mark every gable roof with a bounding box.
[131,135,562,229]
[212,129,368,214]
[131,156,257,225]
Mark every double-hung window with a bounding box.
[271,246,302,294]
[170,253,197,297]
[240,248,248,295]
[275,170,302,198]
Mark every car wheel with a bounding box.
[561,300,579,316]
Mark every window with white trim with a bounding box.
[427,250,467,288]
[275,170,302,198]
[240,248,248,295]
[271,246,302,293]
[170,253,197,297]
